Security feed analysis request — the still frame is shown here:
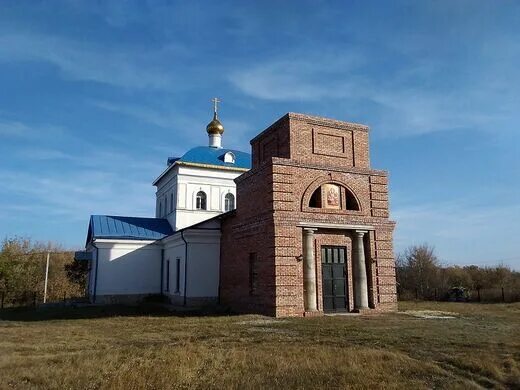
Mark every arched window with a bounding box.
[308,184,360,211]
[224,193,235,211]
[196,191,207,210]
[170,193,174,213]
[223,151,235,164]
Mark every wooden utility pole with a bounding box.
[43,252,50,304]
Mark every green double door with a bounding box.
[321,246,348,312]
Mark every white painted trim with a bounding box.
[297,222,374,230]
[93,239,163,249]
[153,162,179,186]
[177,161,248,172]
[94,239,158,244]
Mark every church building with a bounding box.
[77,105,397,317]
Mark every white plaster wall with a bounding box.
[94,240,162,296]
[156,164,243,230]
[186,235,220,298]
[175,166,240,229]
[163,239,185,298]
[155,165,179,218]
[162,223,221,301]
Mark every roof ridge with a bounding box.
[91,214,168,220]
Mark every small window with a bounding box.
[223,151,235,164]
[165,260,170,292]
[170,193,174,213]
[249,253,258,295]
[224,193,235,212]
[175,258,181,293]
[196,191,207,210]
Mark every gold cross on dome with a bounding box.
[212,97,221,117]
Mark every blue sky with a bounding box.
[0,1,519,268]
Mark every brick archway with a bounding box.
[301,173,363,213]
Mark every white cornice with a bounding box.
[297,222,374,231]
[93,239,162,249]
[176,161,249,172]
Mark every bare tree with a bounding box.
[397,244,440,299]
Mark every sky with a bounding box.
[0,1,519,269]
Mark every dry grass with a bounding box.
[0,301,518,389]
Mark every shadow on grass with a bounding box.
[0,303,236,322]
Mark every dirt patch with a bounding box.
[402,310,459,319]
[236,318,288,326]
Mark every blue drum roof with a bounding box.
[87,215,174,244]
[176,146,251,169]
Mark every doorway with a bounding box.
[321,246,348,312]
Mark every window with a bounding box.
[170,193,174,213]
[344,189,359,210]
[165,260,170,292]
[164,196,168,216]
[308,184,360,211]
[159,201,162,217]
[175,258,181,293]
[224,193,235,211]
[196,191,207,210]
[223,151,235,164]
[309,188,322,208]
[249,253,258,295]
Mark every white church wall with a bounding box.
[185,231,220,300]
[210,186,220,211]
[155,165,179,218]
[172,165,240,230]
[161,221,221,305]
[177,183,187,208]
[93,240,162,303]
[162,236,185,304]
[154,162,244,230]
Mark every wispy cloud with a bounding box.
[228,48,367,101]
[15,147,77,161]
[0,169,154,223]
[0,117,163,228]
[0,33,180,90]
[90,99,254,151]
[91,100,193,129]
[0,120,33,138]
[229,37,520,137]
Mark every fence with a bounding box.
[397,287,520,303]
[0,291,86,309]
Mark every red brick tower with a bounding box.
[220,113,396,317]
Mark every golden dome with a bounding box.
[206,113,224,135]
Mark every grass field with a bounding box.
[0,301,518,389]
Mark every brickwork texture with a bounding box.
[220,113,397,317]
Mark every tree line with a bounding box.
[1,237,518,307]
[0,237,87,307]
[396,244,520,302]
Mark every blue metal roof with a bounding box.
[176,146,251,169]
[87,215,174,243]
